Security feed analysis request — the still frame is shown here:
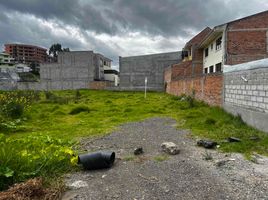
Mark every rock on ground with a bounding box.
[161,142,180,155]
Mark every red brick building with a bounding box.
[200,10,268,72]
[4,44,48,64]
[165,10,268,106]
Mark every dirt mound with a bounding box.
[0,178,61,200]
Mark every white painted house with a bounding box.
[199,25,225,74]
[199,25,226,74]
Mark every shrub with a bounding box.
[4,102,24,119]
[0,92,32,119]
[69,106,90,115]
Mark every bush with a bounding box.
[69,106,90,115]
[4,102,24,119]
[0,92,33,119]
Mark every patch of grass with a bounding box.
[122,155,135,161]
[0,134,77,191]
[153,154,169,162]
[1,90,268,191]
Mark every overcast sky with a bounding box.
[0,0,268,68]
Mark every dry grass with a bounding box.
[0,178,64,200]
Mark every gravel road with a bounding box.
[62,117,268,200]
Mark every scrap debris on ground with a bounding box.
[62,117,268,200]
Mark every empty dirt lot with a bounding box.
[63,118,268,200]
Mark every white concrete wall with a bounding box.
[104,74,119,86]
[203,34,224,72]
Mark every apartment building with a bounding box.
[4,44,47,64]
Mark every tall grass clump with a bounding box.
[69,105,90,115]
[0,91,38,119]
[0,91,40,132]
[44,91,69,104]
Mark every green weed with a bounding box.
[154,154,169,162]
[123,155,135,161]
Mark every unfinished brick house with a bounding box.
[165,10,268,106]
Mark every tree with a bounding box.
[49,43,62,58]
[63,48,70,52]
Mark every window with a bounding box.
[216,37,222,50]
[209,65,214,73]
[211,44,213,50]
[181,51,188,60]
[204,68,208,74]
[205,48,209,57]
[216,62,222,72]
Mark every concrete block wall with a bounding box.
[224,68,268,113]
[224,58,268,132]
[0,81,16,90]
[119,52,181,91]
[40,51,95,90]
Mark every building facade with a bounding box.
[119,51,181,91]
[4,44,47,64]
[40,51,112,90]
[172,27,212,79]
[0,52,15,64]
[199,10,268,74]
[165,10,268,106]
[0,52,16,73]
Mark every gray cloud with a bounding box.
[1,0,268,37]
[0,0,267,68]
